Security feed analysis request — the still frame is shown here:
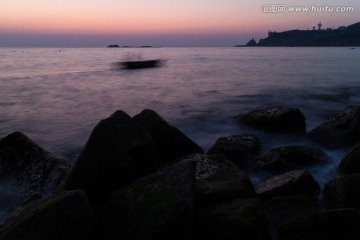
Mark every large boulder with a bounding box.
[195,198,270,240]
[102,159,196,240]
[194,154,255,206]
[133,109,204,164]
[0,190,93,240]
[278,208,360,240]
[307,106,360,148]
[0,132,70,218]
[207,134,261,169]
[62,110,157,204]
[255,145,329,173]
[339,141,360,174]
[255,170,320,202]
[237,107,306,133]
[323,174,360,208]
[262,196,318,239]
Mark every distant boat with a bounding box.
[119,59,163,69]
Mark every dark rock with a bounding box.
[0,190,93,240]
[255,145,329,173]
[0,132,70,217]
[262,196,318,239]
[307,106,360,148]
[207,134,260,169]
[237,107,306,133]
[255,170,320,201]
[133,109,204,164]
[323,174,360,208]
[278,208,360,240]
[102,159,196,240]
[0,131,70,193]
[194,154,255,206]
[339,141,360,174]
[62,110,157,204]
[195,198,270,240]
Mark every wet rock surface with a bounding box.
[255,145,329,173]
[237,106,306,133]
[308,106,360,148]
[0,132,70,194]
[0,190,93,240]
[207,134,260,169]
[194,154,255,206]
[255,170,321,201]
[0,132,70,218]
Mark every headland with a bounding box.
[241,22,360,47]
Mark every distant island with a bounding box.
[107,45,160,48]
[240,22,360,47]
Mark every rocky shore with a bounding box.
[1,107,360,240]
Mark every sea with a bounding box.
[0,47,360,214]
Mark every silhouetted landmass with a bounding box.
[246,38,257,47]
[107,45,160,48]
[243,22,360,47]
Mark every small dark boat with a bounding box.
[120,59,162,69]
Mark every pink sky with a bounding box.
[0,0,358,47]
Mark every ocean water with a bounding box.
[1,47,360,189]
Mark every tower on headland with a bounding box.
[318,21,322,30]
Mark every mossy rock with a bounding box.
[195,154,255,206]
[0,131,71,220]
[255,145,329,173]
[0,190,92,240]
[207,134,261,169]
[102,159,196,240]
[255,170,320,202]
[195,198,270,240]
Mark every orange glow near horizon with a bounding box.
[0,1,262,35]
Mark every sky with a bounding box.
[0,0,359,47]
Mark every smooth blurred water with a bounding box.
[1,47,360,186]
